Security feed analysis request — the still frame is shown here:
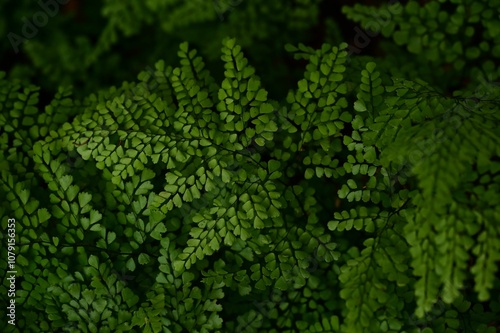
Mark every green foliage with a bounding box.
[342,0,500,90]
[1,0,321,99]
[1,0,500,332]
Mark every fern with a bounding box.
[2,1,500,332]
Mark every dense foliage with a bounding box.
[1,0,500,332]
